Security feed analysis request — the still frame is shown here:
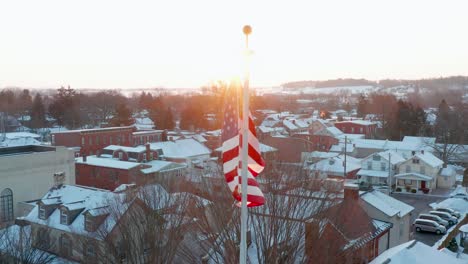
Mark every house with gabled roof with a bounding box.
[18,184,210,263]
[357,150,405,187]
[394,150,444,193]
[305,183,392,263]
[360,190,414,250]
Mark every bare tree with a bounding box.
[89,184,201,264]
[0,223,56,264]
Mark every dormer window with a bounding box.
[39,205,46,220]
[60,209,68,225]
[412,159,420,164]
[119,152,123,160]
[373,155,381,161]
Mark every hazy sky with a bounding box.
[1,0,467,89]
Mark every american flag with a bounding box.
[222,80,265,207]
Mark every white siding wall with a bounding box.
[0,147,75,218]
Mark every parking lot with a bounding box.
[390,191,452,246]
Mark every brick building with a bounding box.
[52,126,135,156]
[305,184,392,263]
[334,120,377,139]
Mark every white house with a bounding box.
[357,151,405,186]
[360,190,414,250]
[394,151,444,193]
[438,165,457,189]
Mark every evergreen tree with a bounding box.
[48,86,81,129]
[357,94,369,118]
[30,94,46,129]
[110,103,133,127]
[18,89,33,117]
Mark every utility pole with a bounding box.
[343,136,347,178]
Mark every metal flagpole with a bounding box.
[240,24,252,264]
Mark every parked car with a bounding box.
[450,193,468,200]
[418,214,449,227]
[435,207,461,218]
[413,219,446,235]
[429,211,458,225]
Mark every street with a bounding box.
[390,190,452,246]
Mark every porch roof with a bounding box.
[357,169,389,178]
[394,172,432,181]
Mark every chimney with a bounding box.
[146,143,151,161]
[411,151,416,156]
[344,182,359,201]
[83,154,87,162]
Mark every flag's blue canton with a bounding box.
[222,89,238,142]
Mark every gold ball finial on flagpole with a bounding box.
[243,25,252,36]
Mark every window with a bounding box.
[39,205,46,219]
[89,137,92,146]
[143,153,147,161]
[412,159,420,164]
[367,161,372,170]
[372,155,381,161]
[150,153,154,160]
[109,137,113,144]
[81,137,85,146]
[60,234,72,256]
[51,135,55,145]
[351,127,354,133]
[37,228,50,249]
[60,209,68,225]
[360,127,363,133]
[420,166,426,174]
[96,136,99,145]
[406,165,411,173]
[381,162,386,171]
[404,179,412,185]
[85,215,93,231]
[0,188,14,222]
[119,152,123,160]
[84,242,96,258]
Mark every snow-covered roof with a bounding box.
[4,132,41,139]
[440,166,456,177]
[330,143,355,153]
[104,145,147,153]
[24,185,118,239]
[326,127,344,137]
[283,120,298,130]
[357,170,389,178]
[370,240,465,264]
[402,136,436,146]
[0,137,42,147]
[303,151,339,159]
[141,160,187,174]
[150,138,211,159]
[394,172,432,181]
[309,155,361,175]
[412,152,443,168]
[361,190,414,217]
[259,143,277,153]
[51,126,134,134]
[336,120,376,126]
[76,155,141,170]
[337,133,365,140]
